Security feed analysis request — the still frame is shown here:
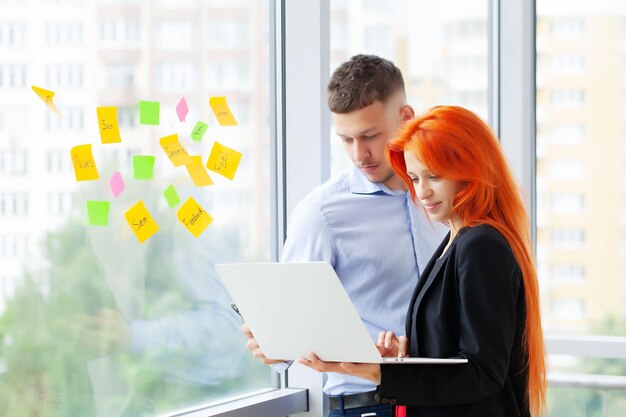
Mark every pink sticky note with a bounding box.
[109,171,125,198]
[176,97,189,122]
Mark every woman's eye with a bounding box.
[410,177,419,183]
[429,175,439,180]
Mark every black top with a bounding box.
[376,224,530,417]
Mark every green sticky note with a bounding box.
[133,155,156,180]
[139,100,160,125]
[163,185,181,208]
[86,200,110,226]
[191,121,208,142]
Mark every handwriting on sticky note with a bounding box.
[139,100,160,125]
[185,156,213,187]
[209,97,238,126]
[159,134,192,167]
[176,97,188,122]
[177,196,213,238]
[206,142,242,180]
[86,201,110,226]
[125,200,159,243]
[163,185,181,208]
[109,171,125,198]
[191,121,208,142]
[32,85,61,116]
[133,155,155,180]
[71,144,99,181]
[97,106,122,144]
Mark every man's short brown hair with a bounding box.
[327,54,405,114]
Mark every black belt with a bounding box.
[328,391,383,411]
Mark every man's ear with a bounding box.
[401,105,415,123]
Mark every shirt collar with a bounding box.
[348,165,405,196]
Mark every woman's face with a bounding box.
[404,152,465,224]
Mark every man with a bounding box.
[244,54,447,417]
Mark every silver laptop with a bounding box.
[215,261,467,365]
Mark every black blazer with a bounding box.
[376,225,530,417]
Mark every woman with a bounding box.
[299,106,546,417]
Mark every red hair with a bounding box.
[388,106,546,416]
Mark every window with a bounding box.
[45,22,83,46]
[550,18,585,40]
[552,298,586,319]
[548,158,586,180]
[207,21,248,49]
[46,64,83,89]
[0,64,26,89]
[550,89,585,108]
[552,53,586,75]
[155,20,194,50]
[551,264,586,283]
[550,193,586,214]
[550,123,586,145]
[551,228,586,248]
[156,62,196,92]
[0,22,25,47]
[0,1,276,416]
[106,64,134,88]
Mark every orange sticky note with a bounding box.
[209,97,238,126]
[32,85,61,116]
[124,200,159,244]
[97,106,122,144]
[177,196,213,238]
[185,156,213,187]
[159,134,192,167]
[206,142,242,180]
[70,144,99,182]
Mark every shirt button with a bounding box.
[389,399,397,405]
[381,398,390,404]
[374,394,381,402]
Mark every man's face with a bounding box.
[332,95,412,190]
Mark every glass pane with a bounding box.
[0,1,276,416]
[329,0,490,176]
[536,2,626,337]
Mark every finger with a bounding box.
[377,331,386,346]
[246,339,259,350]
[398,336,409,357]
[240,323,253,337]
[384,331,396,348]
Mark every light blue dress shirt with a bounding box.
[280,166,448,395]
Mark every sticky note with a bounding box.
[163,185,181,208]
[159,134,192,167]
[133,155,155,180]
[209,97,238,126]
[86,201,110,226]
[185,156,213,187]
[125,200,159,243]
[139,100,160,125]
[32,85,61,116]
[96,106,122,144]
[191,121,208,142]
[109,171,125,198]
[71,144,99,182]
[206,142,242,180]
[177,196,213,238]
[176,97,188,122]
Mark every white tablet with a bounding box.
[215,261,467,365]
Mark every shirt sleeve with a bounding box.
[281,190,337,265]
[377,230,521,407]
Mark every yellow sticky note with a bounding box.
[159,134,192,167]
[206,142,242,180]
[32,85,61,116]
[185,156,213,187]
[97,106,122,144]
[209,97,238,126]
[70,144,99,182]
[177,197,213,238]
[124,200,159,244]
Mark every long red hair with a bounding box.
[388,106,546,416]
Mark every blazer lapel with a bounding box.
[405,232,449,339]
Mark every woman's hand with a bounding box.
[297,353,382,384]
[376,331,409,358]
